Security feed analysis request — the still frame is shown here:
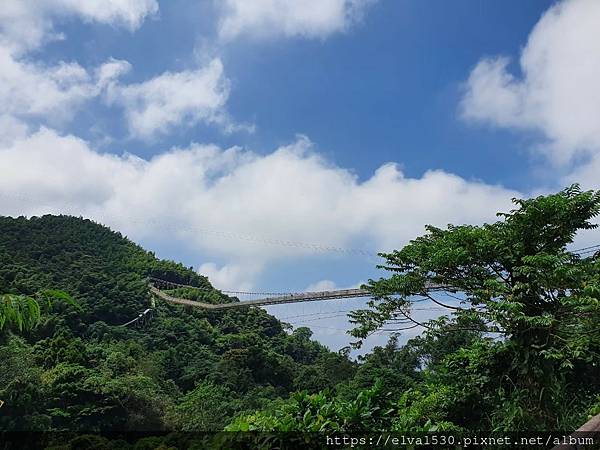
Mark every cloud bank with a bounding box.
[0,129,518,288]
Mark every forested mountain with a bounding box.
[0,215,355,434]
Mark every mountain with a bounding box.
[0,215,355,433]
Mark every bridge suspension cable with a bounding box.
[149,283,372,310]
[148,277,302,296]
[121,308,154,327]
[148,278,453,311]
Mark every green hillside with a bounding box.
[0,215,355,433]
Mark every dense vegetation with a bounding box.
[229,186,600,435]
[2,186,600,448]
[0,215,354,436]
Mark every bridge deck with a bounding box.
[149,285,371,310]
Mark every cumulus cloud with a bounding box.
[53,0,158,29]
[564,153,600,192]
[0,0,148,130]
[461,0,600,166]
[305,280,339,292]
[0,114,29,146]
[0,48,129,123]
[198,262,262,291]
[305,280,362,292]
[0,0,243,143]
[0,130,519,287]
[106,58,234,140]
[0,0,158,54]
[0,44,234,140]
[217,0,375,41]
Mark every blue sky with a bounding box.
[40,0,550,187]
[1,0,599,354]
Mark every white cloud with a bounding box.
[0,0,139,129]
[53,0,159,29]
[0,47,129,124]
[461,0,600,166]
[0,114,29,146]
[96,59,133,88]
[0,39,233,141]
[305,279,362,292]
[305,280,339,292]
[198,262,262,291]
[0,0,240,143]
[0,130,519,288]
[217,0,375,41]
[0,0,158,54]
[106,58,234,140]
[564,153,600,192]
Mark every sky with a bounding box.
[1,0,600,354]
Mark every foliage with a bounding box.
[347,185,600,430]
[230,186,600,433]
[226,380,396,432]
[0,290,76,332]
[0,215,356,433]
[166,381,240,431]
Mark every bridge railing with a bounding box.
[149,284,371,310]
[147,278,448,310]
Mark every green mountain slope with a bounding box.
[0,215,355,432]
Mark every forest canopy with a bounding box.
[0,215,354,435]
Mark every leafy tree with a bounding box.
[339,335,420,400]
[0,335,50,430]
[350,185,600,429]
[167,381,240,431]
[0,290,76,332]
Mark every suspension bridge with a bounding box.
[149,284,372,310]
[147,278,448,310]
[118,279,456,332]
[121,242,600,325]
[121,280,379,326]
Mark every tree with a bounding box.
[0,290,76,332]
[350,185,600,429]
[167,381,240,431]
